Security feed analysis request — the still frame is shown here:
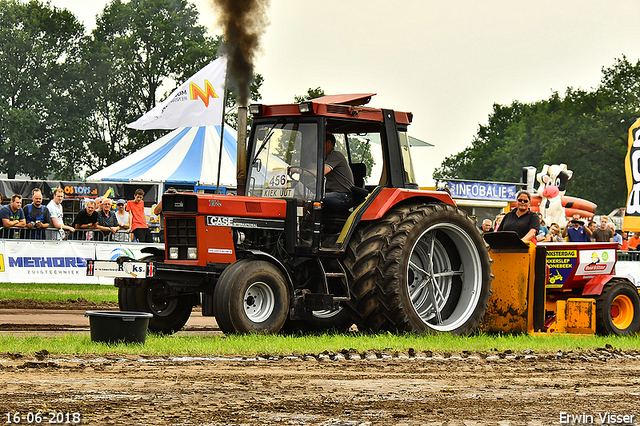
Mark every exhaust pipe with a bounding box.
[236,106,248,196]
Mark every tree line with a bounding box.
[434,56,640,215]
[0,0,262,181]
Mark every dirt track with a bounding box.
[1,302,640,425]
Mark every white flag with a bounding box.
[128,56,227,130]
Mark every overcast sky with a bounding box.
[50,0,640,186]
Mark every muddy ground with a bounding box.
[1,301,640,425]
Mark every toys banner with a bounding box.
[0,180,158,203]
[624,117,640,231]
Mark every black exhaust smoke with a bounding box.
[211,0,270,195]
[212,0,270,107]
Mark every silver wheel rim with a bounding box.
[243,281,276,323]
[406,222,482,332]
[312,306,343,319]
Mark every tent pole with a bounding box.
[214,87,228,194]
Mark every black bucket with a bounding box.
[85,311,153,344]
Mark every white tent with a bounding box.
[87,126,238,188]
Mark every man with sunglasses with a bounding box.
[497,190,540,243]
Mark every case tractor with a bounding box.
[88,94,494,335]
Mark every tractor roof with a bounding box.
[249,94,413,125]
[310,93,376,106]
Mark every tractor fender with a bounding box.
[238,249,295,294]
[359,187,455,221]
[337,187,456,246]
[582,275,633,296]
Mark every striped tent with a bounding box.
[87,126,238,188]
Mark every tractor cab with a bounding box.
[245,94,419,249]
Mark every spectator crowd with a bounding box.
[0,187,155,242]
[0,186,637,253]
[477,199,631,250]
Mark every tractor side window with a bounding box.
[346,133,381,187]
[333,134,349,159]
[398,131,418,186]
[247,122,318,201]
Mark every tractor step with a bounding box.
[317,258,350,300]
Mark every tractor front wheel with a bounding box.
[595,279,640,335]
[117,279,193,335]
[213,259,290,334]
[117,255,193,335]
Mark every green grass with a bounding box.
[0,283,117,303]
[1,332,639,357]
[1,283,640,357]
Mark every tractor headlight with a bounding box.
[187,247,198,260]
[249,104,263,115]
[298,101,313,113]
[169,247,179,259]
[236,231,245,245]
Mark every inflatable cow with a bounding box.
[537,164,573,229]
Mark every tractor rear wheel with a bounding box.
[117,255,193,335]
[213,259,290,334]
[344,203,492,335]
[595,279,640,335]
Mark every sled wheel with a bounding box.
[344,203,493,335]
[116,256,193,335]
[596,279,640,335]
[214,259,290,334]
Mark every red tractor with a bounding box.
[89,94,493,335]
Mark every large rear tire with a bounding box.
[117,256,193,335]
[213,259,290,334]
[595,279,640,335]
[344,203,492,335]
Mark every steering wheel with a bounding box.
[287,167,316,198]
[287,166,312,179]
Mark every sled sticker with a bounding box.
[575,249,615,278]
[546,249,578,288]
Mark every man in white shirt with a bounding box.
[46,187,76,240]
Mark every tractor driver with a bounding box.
[323,133,354,210]
[288,133,354,210]
[497,190,540,243]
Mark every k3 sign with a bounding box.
[624,117,640,231]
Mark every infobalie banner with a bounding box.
[448,180,517,201]
[0,240,162,284]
